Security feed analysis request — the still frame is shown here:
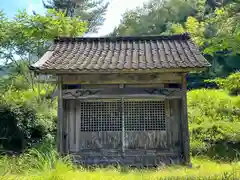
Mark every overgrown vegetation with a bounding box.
[0,81,57,152]
[0,144,239,179]
[0,8,87,153]
[188,89,240,160]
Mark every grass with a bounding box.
[0,146,239,180]
[1,159,239,179]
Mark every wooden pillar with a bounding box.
[57,76,64,154]
[181,73,190,164]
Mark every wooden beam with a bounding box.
[181,73,191,164]
[62,88,183,99]
[57,76,64,154]
[62,73,182,84]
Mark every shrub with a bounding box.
[0,86,57,153]
[223,72,240,95]
[188,89,240,160]
[188,89,240,124]
[206,72,240,95]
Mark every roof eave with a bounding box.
[30,66,210,75]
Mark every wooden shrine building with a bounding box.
[30,33,210,166]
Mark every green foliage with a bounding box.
[0,9,88,63]
[185,3,240,55]
[0,74,57,152]
[43,0,109,32]
[206,72,240,95]
[185,16,206,47]
[111,0,196,36]
[188,89,240,160]
[0,8,87,153]
[0,143,71,175]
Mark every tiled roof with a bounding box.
[30,33,211,73]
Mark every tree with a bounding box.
[0,9,87,64]
[186,3,240,76]
[110,0,197,36]
[110,0,238,36]
[43,0,109,32]
[0,9,88,92]
[0,9,88,152]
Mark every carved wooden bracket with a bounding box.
[62,88,183,99]
[64,89,101,98]
[144,88,178,96]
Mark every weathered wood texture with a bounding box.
[63,98,182,165]
[62,88,183,99]
[169,100,181,151]
[72,154,181,166]
[70,84,164,89]
[79,132,122,150]
[57,76,64,154]
[181,73,191,164]
[125,131,167,149]
[62,73,182,84]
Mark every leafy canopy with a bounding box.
[0,9,88,64]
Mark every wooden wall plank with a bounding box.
[173,100,180,149]
[69,100,76,152]
[165,100,171,149]
[75,101,80,152]
[79,132,122,150]
[124,131,167,150]
[73,100,77,151]
[63,100,69,154]
[124,84,164,88]
[169,100,181,152]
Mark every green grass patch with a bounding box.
[0,150,239,180]
[0,144,239,179]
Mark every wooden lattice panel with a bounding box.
[80,101,122,132]
[124,101,166,131]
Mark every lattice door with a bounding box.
[78,100,122,150]
[80,101,122,132]
[124,101,166,131]
[123,100,167,149]
[78,100,167,150]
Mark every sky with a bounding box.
[0,0,149,36]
